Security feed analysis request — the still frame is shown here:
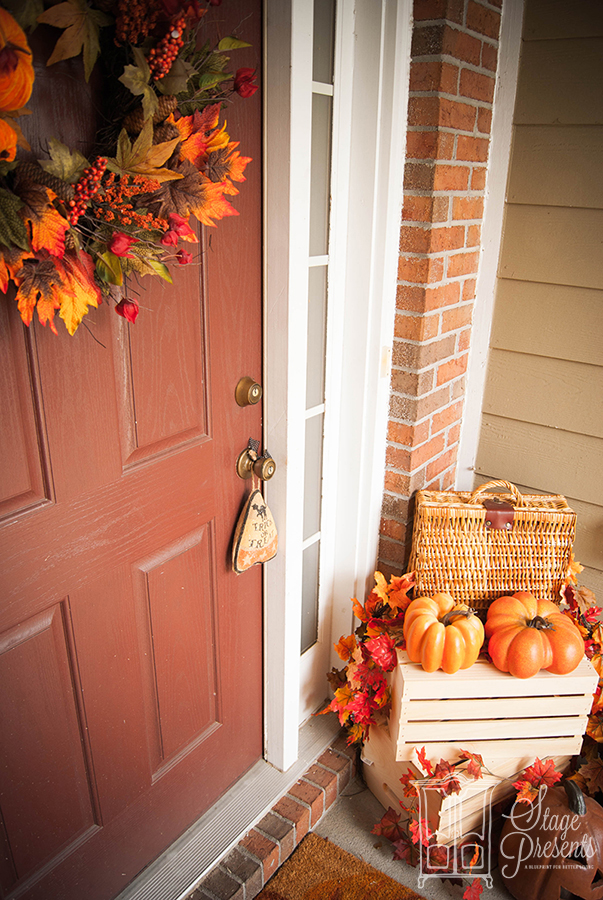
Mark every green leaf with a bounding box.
[148,260,172,282]
[156,57,196,96]
[217,36,252,50]
[122,246,172,281]
[96,251,123,286]
[118,49,158,122]
[0,189,30,250]
[40,138,89,183]
[2,0,44,31]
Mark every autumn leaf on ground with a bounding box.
[512,780,539,805]
[16,183,68,257]
[520,758,563,789]
[40,137,89,183]
[459,750,485,780]
[463,878,484,900]
[371,807,406,843]
[392,836,415,864]
[55,250,101,334]
[409,817,433,847]
[37,0,111,81]
[334,634,357,662]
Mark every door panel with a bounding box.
[0,3,263,898]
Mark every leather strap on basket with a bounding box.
[469,479,527,508]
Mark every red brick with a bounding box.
[447,422,462,445]
[396,284,428,312]
[430,226,465,252]
[437,353,469,385]
[272,796,310,845]
[398,255,444,284]
[431,399,463,434]
[426,446,458,482]
[220,849,263,897]
[433,164,470,191]
[456,135,489,162]
[406,130,455,161]
[388,419,431,447]
[477,106,492,134]
[409,433,446,468]
[303,765,339,810]
[458,326,472,351]
[380,518,407,542]
[257,812,295,862]
[317,748,352,790]
[462,277,477,300]
[432,196,450,221]
[448,251,480,277]
[410,60,459,94]
[439,97,477,131]
[467,0,501,40]
[404,161,434,191]
[408,96,441,128]
[393,334,456,369]
[443,27,482,65]
[482,42,498,71]
[452,196,484,220]
[239,831,279,882]
[401,195,447,224]
[394,313,439,342]
[424,281,461,310]
[378,536,407,567]
[467,224,481,246]
[400,225,431,253]
[460,69,495,103]
[442,304,473,332]
[200,867,243,900]
[287,780,324,827]
[471,166,487,190]
[451,376,466,400]
[386,444,412,471]
[391,368,434,396]
[390,385,450,421]
[384,469,411,495]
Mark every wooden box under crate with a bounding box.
[362,723,571,845]
[389,650,598,762]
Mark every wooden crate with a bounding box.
[362,722,571,845]
[389,651,598,762]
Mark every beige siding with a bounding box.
[475,0,603,597]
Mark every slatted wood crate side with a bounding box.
[362,724,571,845]
[389,652,598,761]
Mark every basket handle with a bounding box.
[469,479,527,508]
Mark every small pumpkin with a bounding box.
[499,780,603,900]
[0,116,17,161]
[486,591,584,679]
[0,8,34,113]
[403,592,485,674]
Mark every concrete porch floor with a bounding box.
[314,773,515,900]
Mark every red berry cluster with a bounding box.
[148,17,186,80]
[68,157,108,226]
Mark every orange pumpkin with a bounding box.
[485,591,584,679]
[403,592,485,674]
[0,116,17,161]
[0,8,34,112]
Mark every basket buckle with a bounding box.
[483,498,514,531]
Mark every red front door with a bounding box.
[0,4,263,899]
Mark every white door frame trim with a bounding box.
[263,0,412,771]
[456,0,525,490]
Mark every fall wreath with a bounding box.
[0,0,257,335]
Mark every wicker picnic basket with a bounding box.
[408,479,576,610]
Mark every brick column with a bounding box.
[379,0,502,576]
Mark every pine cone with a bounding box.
[153,123,180,144]
[15,161,75,201]
[122,95,178,134]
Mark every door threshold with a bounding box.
[117,715,341,900]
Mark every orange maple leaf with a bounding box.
[334,634,357,662]
[513,780,539,805]
[189,176,238,227]
[14,256,60,327]
[18,184,69,258]
[520,757,563,789]
[55,250,101,335]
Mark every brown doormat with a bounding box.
[256,832,426,900]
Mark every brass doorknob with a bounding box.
[236,447,276,481]
[235,376,262,407]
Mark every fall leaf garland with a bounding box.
[0,0,257,335]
